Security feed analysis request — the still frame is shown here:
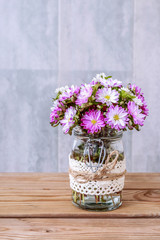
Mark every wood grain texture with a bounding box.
[0,173,160,239]
[0,173,159,218]
[0,173,160,189]
[0,218,160,240]
[0,189,159,202]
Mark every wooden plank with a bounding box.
[0,200,159,218]
[0,173,159,218]
[124,173,160,189]
[0,189,159,202]
[0,174,159,238]
[0,218,160,240]
[0,173,160,189]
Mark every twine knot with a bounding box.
[69,150,126,183]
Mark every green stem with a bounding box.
[95,195,98,204]
[101,195,106,202]
[74,191,77,203]
[110,194,115,207]
[80,193,82,204]
[82,194,84,204]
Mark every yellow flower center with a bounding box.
[91,119,97,125]
[105,95,110,100]
[113,114,120,121]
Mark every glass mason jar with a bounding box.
[69,127,126,211]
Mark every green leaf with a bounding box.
[120,90,136,100]
[105,76,112,80]
[50,122,59,127]
[92,83,101,96]
[135,125,140,131]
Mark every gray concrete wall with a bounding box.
[0,0,159,172]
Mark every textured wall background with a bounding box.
[0,0,159,172]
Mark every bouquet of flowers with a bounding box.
[50,73,148,135]
[50,73,149,211]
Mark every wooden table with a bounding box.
[0,173,160,239]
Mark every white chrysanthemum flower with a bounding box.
[133,96,143,106]
[90,73,106,85]
[120,87,131,93]
[50,100,59,111]
[95,88,119,106]
[96,73,106,79]
[60,106,77,133]
[55,85,69,93]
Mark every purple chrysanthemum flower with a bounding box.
[129,84,142,96]
[128,101,145,126]
[95,87,119,106]
[59,85,80,101]
[70,85,80,95]
[60,106,77,134]
[90,77,98,86]
[111,79,122,87]
[105,105,129,130]
[80,109,105,134]
[100,78,122,88]
[50,112,58,124]
[141,101,149,116]
[59,90,72,101]
[50,100,62,123]
[75,84,93,105]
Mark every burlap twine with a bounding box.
[69,150,126,184]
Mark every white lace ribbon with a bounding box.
[69,155,126,195]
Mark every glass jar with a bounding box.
[69,127,126,211]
